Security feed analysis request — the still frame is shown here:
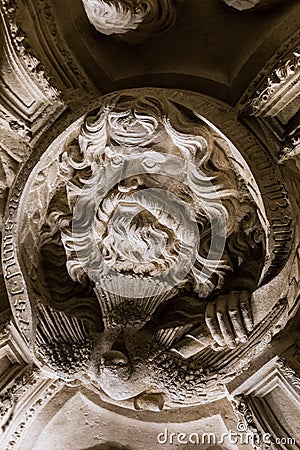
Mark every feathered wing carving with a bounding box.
[34,303,93,379]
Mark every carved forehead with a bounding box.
[81,94,208,159]
[101,94,202,122]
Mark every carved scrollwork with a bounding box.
[82,0,182,44]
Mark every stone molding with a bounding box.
[230,355,300,449]
[0,0,59,100]
[223,0,261,11]
[1,378,63,450]
[239,31,300,111]
[248,51,300,117]
[0,0,65,142]
[25,0,97,94]
[276,356,300,391]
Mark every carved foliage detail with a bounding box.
[0,366,40,431]
[4,380,61,450]
[0,0,60,100]
[249,51,300,115]
[280,129,300,170]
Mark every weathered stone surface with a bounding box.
[0,0,299,448]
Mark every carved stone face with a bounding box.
[93,138,199,279]
[29,93,268,405]
[64,97,240,300]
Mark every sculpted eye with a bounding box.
[111,155,124,166]
[142,158,157,169]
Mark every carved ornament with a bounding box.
[232,395,275,450]
[2,89,298,410]
[0,0,60,101]
[223,0,261,10]
[246,50,300,116]
[276,357,300,390]
[280,129,300,170]
[0,0,65,142]
[82,0,182,44]
[0,366,40,432]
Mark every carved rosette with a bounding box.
[82,0,182,44]
[2,89,298,410]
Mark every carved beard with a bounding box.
[94,190,192,277]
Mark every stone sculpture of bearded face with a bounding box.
[63,95,245,299]
[38,93,264,404]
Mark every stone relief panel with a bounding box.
[81,0,182,44]
[2,89,298,412]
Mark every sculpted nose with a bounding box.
[118,176,142,193]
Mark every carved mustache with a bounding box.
[96,188,196,246]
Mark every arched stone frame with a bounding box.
[2,88,297,409]
[1,382,240,450]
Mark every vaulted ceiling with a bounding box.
[18,0,300,104]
